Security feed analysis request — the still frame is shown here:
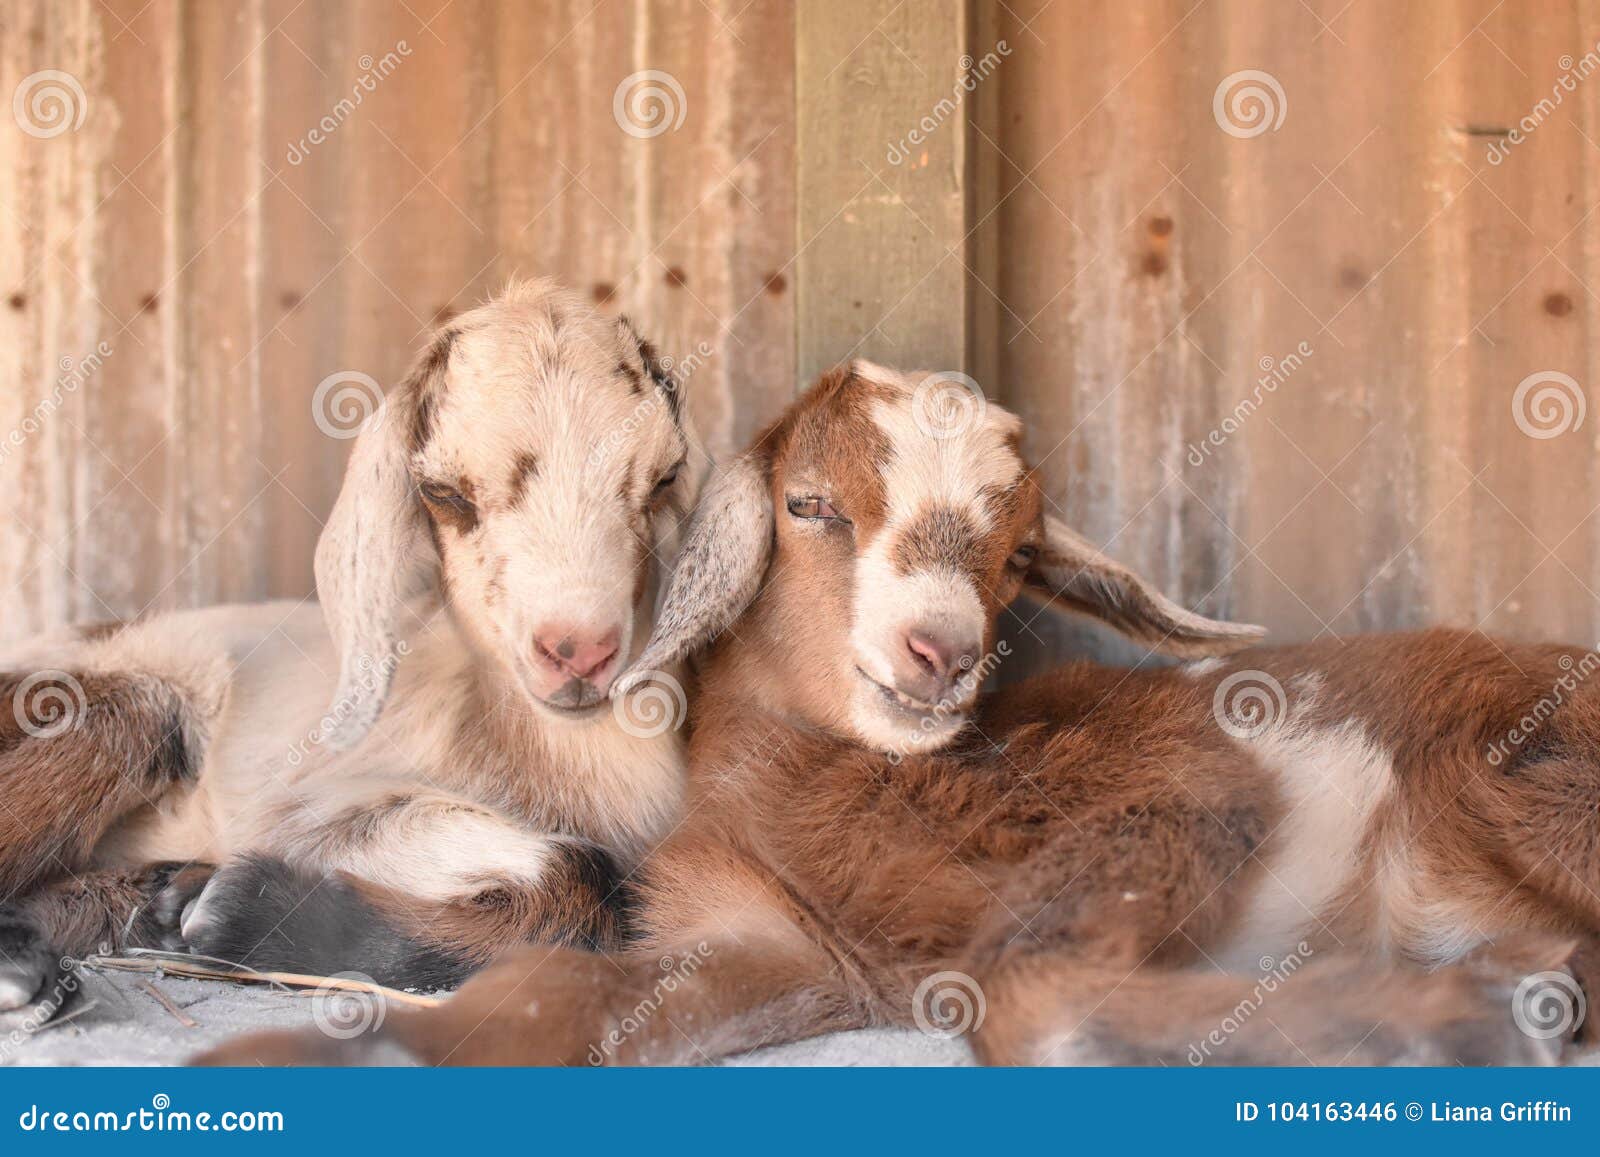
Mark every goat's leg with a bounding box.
[179,791,631,986]
[0,861,214,1021]
[0,668,210,900]
[198,926,862,1066]
[972,934,1586,1066]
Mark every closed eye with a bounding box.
[419,480,475,514]
[652,460,683,497]
[1008,544,1038,570]
[787,495,846,523]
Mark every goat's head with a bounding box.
[315,279,688,747]
[618,360,1263,754]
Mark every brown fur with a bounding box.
[0,671,199,900]
[201,369,1598,1067]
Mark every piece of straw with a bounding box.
[137,979,199,1027]
[81,950,445,1009]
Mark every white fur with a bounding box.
[1214,710,1394,970]
[45,283,688,910]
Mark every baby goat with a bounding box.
[0,280,690,1016]
[206,362,1596,1066]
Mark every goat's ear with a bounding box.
[312,343,445,750]
[613,452,773,693]
[1027,514,1265,658]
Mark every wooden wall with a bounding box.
[0,0,795,636]
[979,0,1600,664]
[4,0,1600,664]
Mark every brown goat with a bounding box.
[203,362,1596,1066]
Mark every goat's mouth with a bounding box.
[854,666,972,724]
[512,667,610,719]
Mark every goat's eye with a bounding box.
[420,481,471,510]
[1009,544,1038,570]
[787,495,843,522]
[652,463,681,495]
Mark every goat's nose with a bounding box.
[532,624,622,682]
[903,627,978,688]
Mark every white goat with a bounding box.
[0,279,690,1014]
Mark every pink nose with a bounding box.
[532,624,622,683]
[904,627,966,684]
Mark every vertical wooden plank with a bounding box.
[795,0,969,386]
[82,0,181,622]
[0,0,113,633]
[255,0,347,597]
[169,0,268,608]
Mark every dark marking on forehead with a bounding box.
[509,452,539,498]
[618,315,682,423]
[771,365,895,535]
[405,328,456,455]
[891,506,986,578]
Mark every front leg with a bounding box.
[180,790,632,986]
[200,921,864,1066]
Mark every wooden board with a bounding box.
[0,0,796,639]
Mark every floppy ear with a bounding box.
[312,342,447,750]
[1027,514,1265,658]
[613,452,773,694]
